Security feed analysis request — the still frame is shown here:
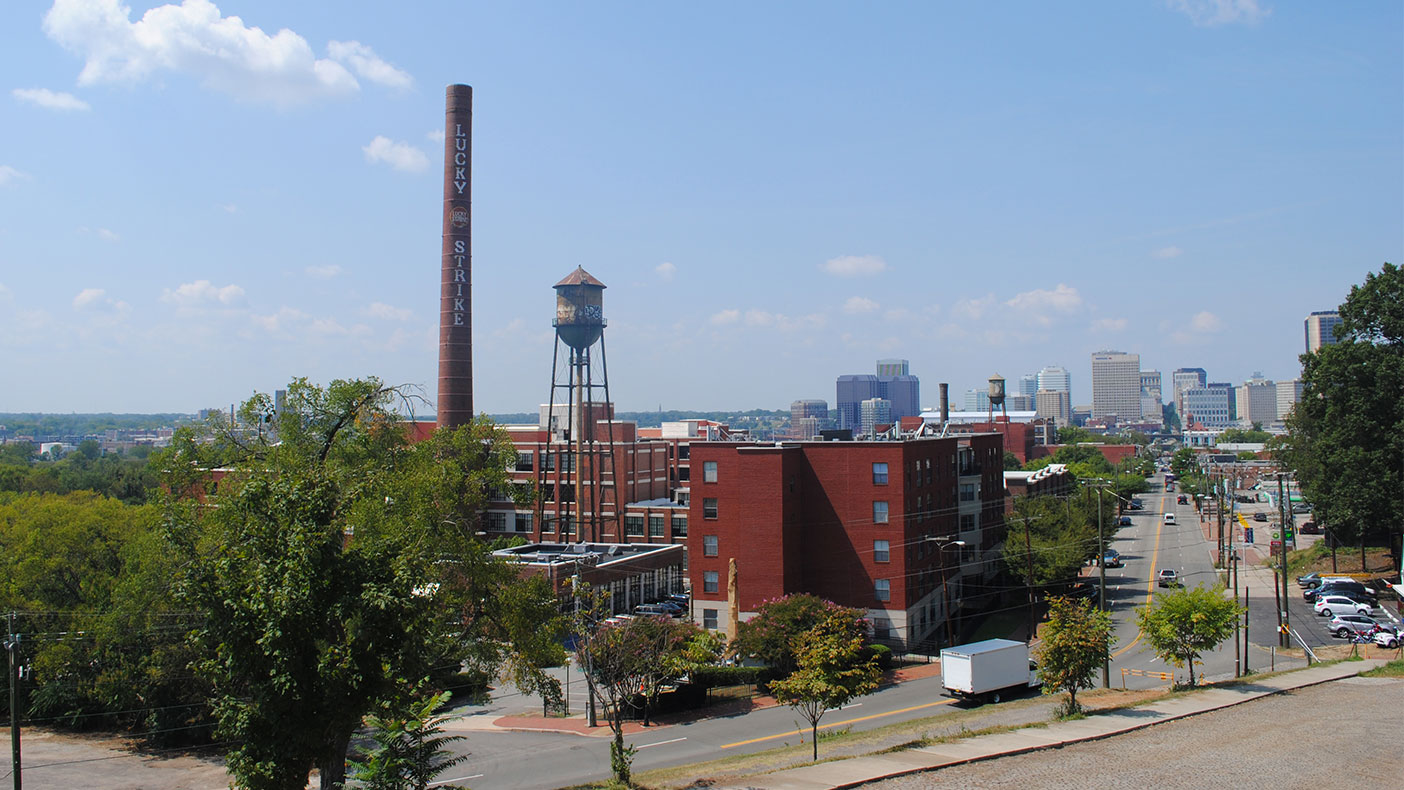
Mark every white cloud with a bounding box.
[1091,317,1128,332]
[367,302,412,321]
[325,40,411,89]
[710,309,740,325]
[13,87,90,111]
[305,264,342,278]
[363,136,429,173]
[1005,284,1082,316]
[1166,0,1268,27]
[250,306,306,332]
[73,288,105,308]
[426,129,445,144]
[77,226,120,241]
[655,262,677,281]
[1153,245,1184,259]
[41,0,401,106]
[221,203,239,213]
[820,254,887,277]
[1189,310,1224,333]
[843,296,879,314]
[0,283,10,301]
[0,165,28,186]
[161,279,245,306]
[951,294,996,322]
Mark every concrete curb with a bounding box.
[712,659,1387,789]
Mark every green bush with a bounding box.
[689,664,773,688]
[867,643,894,670]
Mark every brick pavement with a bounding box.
[863,675,1402,789]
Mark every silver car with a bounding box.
[1327,614,1395,639]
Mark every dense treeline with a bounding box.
[0,491,210,743]
[0,413,194,436]
[0,441,159,504]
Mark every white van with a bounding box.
[1163,512,1176,524]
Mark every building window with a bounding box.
[515,452,533,472]
[543,453,556,471]
[560,454,574,472]
[872,618,892,640]
[874,539,890,563]
[703,571,719,594]
[648,514,664,538]
[678,467,691,482]
[873,501,889,524]
[486,512,507,532]
[678,444,690,460]
[703,498,718,519]
[703,535,718,557]
[625,515,645,536]
[872,462,888,485]
[671,515,688,536]
[514,513,532,533]
[702,608,718,629]
[703,460,718,483]
[875,579,890,602]
[959,483,977,502]
[960,514,977,532]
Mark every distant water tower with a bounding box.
[988,373,1009,447]
[542,267,617,543]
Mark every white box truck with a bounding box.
[940,638,1040,704]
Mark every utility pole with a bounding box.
[1094,481,1109,689]
[6,612,20,790]
[1243,586,1249,674]
[1021,513,1036,644]
[1277,473,1290,644]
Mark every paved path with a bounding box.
[712,659,1387,789]
[865,673,1404,789]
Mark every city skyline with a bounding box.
[2,2,1400,414]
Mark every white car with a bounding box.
[1376,630,1401,649]
[1314,595,1372,618]
[1163,512,1176,524]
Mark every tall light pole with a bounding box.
[926,537,966,649]
[1089,479,1111,688]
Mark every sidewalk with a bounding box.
[713,658,1387,790]
[442,662,946,737]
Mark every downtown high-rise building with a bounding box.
[1018,373,1039,398]
[789,399,829,439]
[836,360,920,430]
[1140,370,1163,427]
[1171,367,1208,420]
[1090,351,1142,422]
[1235,373,1277,426]
[859,397,892,437]
[1036,365,1071,395]
[1182,385,1232,428]
[1035,389,1072,427]
[1276,379,1303,421]
[1304,311,1343,354]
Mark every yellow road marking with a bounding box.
[1111,488,1167,658]
[719,698,957,749]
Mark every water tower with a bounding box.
[542,267,617,543]
[988,373,1009,448]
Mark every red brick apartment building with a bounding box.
[687,432,1007,652]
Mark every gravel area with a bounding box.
[862,676,1404,789]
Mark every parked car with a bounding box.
[1304,580,1377,603]
[1292,503,1312,514]
[1157,569,1179,587]
[633,604,681,618]
[1129,500,1144,511]
[1118,516,1133,527]
[653,600,686,616]
[1314,595,1372,618]
[1327,614,1396,639]
[1299,521,1321,535]
[1177,495,1188,505]
[1375,630,1401,649]
[666,593,690,607]
[1297,572,1323,588]
[1253,512,1268,522]
[1101,549,1122,568]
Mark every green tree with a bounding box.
[1136,586,1242,687]
[160,378,538,790]
[350,691,468,790]
[733,594,866,678]
[767,607,881,761]
[1279,263,1403,571]
[576,614,696,784]
[1035,596,1114,716]
[1003,495,1095,590]
[1003,451,1022,470]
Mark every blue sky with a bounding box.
[1,1,1400,414]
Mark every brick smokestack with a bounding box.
[438,84,473,428]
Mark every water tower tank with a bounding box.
[553,267,607,351]
[988,374,1006,406]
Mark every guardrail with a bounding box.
[1120,667,1174,689]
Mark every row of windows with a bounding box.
[485,511,686,536]
[700,570,893,607]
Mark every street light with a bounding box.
[925,537,966,649]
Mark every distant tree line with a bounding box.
[0,413,195,436]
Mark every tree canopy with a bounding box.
[1136,586,1241,687]
[767,605,881,761]
[1036,596,1114,716]
[733,594,866,677]
[1278,263,1403,569]
[159,378,556,790]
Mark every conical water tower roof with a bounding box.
[555,266,606,288]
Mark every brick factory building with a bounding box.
[686,432,1008,652]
